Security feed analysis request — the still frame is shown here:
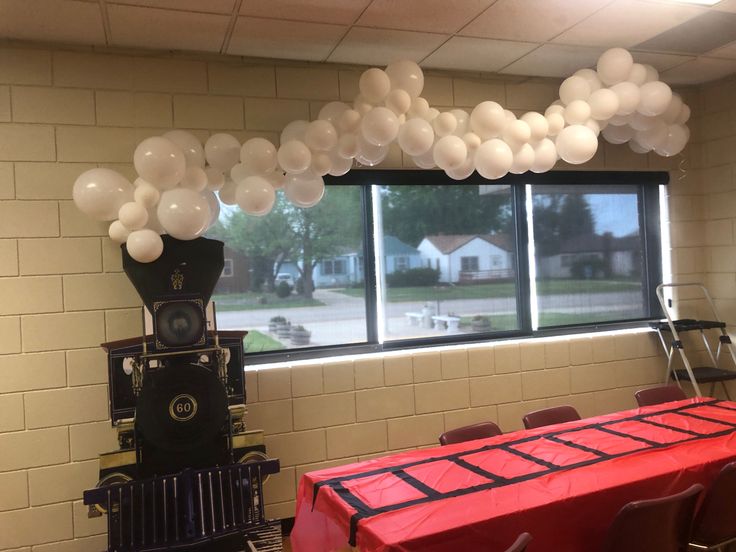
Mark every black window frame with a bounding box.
[242,170,667,365]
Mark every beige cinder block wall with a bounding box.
[0,41,696,550]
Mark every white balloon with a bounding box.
[611,82,641,116]
[353,94,374,116]
[145,207,165,234]
[266,171,286,190]
[433,135,467,171]
[163,130,205,168]
[629,140,651,154]
[204,133,240,173]
[284,172,325,208]
[584,118,601,136]
[433,112,457,137]
[218,179,238,206]
[204,167,225,191]
[412,145,436,169]
[597,47,634,86]
[531,139,558,173]
[361,107,399,146]
[201,189,220,226]
[328,150,352,176]
[118,201,148,231]
[556,125,598,164]
[305,120,338,152]
[230,162,253,184]
[601,124,635,145]
[134,136,186,190]
[424,107,440,122]
[588,89,620,121]
[397,118,435,156]
[339,109,362,133]
[521,112,549,143]
[654,124,689,157]
[126,229,164,263]
[574,68,602,92]
[356,133,389,166]
[475,139,513,180]
[280,120,309,144]
[73,168,134,221]
[462,132,482,152]
[134,181,160,208]
[635,120,668,150]
[236,176,275,216]
[386,89,412,115]
[360,68,391,103]
[277,140,312,174]
[638,81,672,116]
[157,188,211,240]
[407,97,430,119]
[310,153,332,177]
[470,101,506,139]
[643,64,660,83]
[109,220,130,244]
[510,143,535,174]
[504,110,517,122]
[545,104,565,117]
[627,63,648,86]
[559,75,591,105]
[445,156,476,180]
[451,109,470,136]
[502,119,531,151]
[608,114,630,126]
[662,94,684,124]
[385,60,424,98]
[545,112,565,137]
[628,112,657,131]
[676,104,691,125]
[564,100,592,125]
[240,138,278,174]
[180,166,208,192]
[318,101,350,125]
[337,133,359,159]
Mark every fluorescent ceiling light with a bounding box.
[661,0,722,5]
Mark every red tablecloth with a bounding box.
[291,397,736,552]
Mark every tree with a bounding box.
[532,193,596,257]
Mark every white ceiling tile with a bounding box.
[108,0,237,14]
[500,44,604,77]
[708,40,736,59]
[108,5,230,52]
[422,37,538,72]
[357,0,494,34]
[630,50,695,70]
[660,56,736,84]
[460,0,612,43]
[713,0,736,12]
[240,0,371,25]
[552,0,706,48]
[328,27,449,66]
[228,17,347,61]
[0,0,105,45]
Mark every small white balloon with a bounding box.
[407,97,430,119]
[134,182,160,208]
[386,89,412,115]
[433,112,458,137]
[353,94,374,116]
[337,133,360,159]
[109,220,130,244]
[662,94,684,124]
[676,104,691,125]
[635,120,668,150]
[126,229,164,263]
[502,119,531,151]
[356,133,389,166]
[559,75,591,105]
[236,176,275,216]
[412,146,437,169]
[629,140,651,154]
[433,135,467,171]
[643,64,660,83]
[361,107,399,146]
[318,101,350,125]
[134,136,186,190]
[277,140,312,174]
[545,104,565,117]
[305,120,338,152]
[424,107,440,122]
[628,112,657,131]
[564,100,592,125]
[611,82,641,116]
[504,110,517,122]
[328,150,352,177]
[118,201,148,231]
[310,153,332,177]
[531,139,558,173]
[359,68,391,103]
[73,168,134,221]
[588,88,620,121]
[284,172,325,208]
[638,81,672,117]
[475,139,513,180]
[521,112,549,143]
[240,138,278,174]
[339,109,362,133]
[385,60,424,98]
[627,63,648,86]
[654,124,689,157]
[556,125,598,164]
[218,179,238,206]
[445,156,476,180]
[584,118,601,136]
[470,101,506,139]
[451,109,470,136]
[601,124,635,145]
[574,68,602,92]
[201,189,220,226]
[397,118,435,156]
[266,170,286,190]
[204,133,240,173]
[230,162,253,184]
[462,132,482,152]
[163,130,205,168]
[280,120,309,144]
[157,188,210,240]
[510,143,535,175]
[180,166,208,192]
[204,167,225,191]
[545,113,565,137]
[597,47,634,86]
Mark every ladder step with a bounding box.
[651,319,727,332]
[671,367,736,383]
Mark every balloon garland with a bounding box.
[73,47,690,263]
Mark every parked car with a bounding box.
[275,273,295,291]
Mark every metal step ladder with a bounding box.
[650,283,736,398]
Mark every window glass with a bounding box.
[208,186,368,352]
[531,184,647,327]
[377,183,518,340]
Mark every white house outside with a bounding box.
[417,234,514,284]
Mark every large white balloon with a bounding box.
[559,75,591,105]
[574,68,602,92]
[359,68,391,103]
[134,136,186,190]
[412,145,437,169]
[635,120,668,150]
[450,109,470,136]
[338,109,362,133]
[201,189,220,226]
[588,89,620,121]
[521,112,549,143]
[361,107,399,146]
[328,150,352,176]
[109,220,130,244]
[407,97,430,119]
[385,60,424,98]
[597,48,634,86]
[126,229,164,263]
[236,176,276,216]
[556,125,598,164]
[611,82,641,116]
[310,153,332,176]
[305,120,338,152]
[564,100,592,125]
[277,140,312,174]
[627,63,648,86]
[118,201,148,231]
[475,139,513,180]
[531,139,558,173]
[637,81,672,117]
[601,124,635,145]
[502,119,531,151]
[662,94,684,124]
[157,188,211,240]
[318,101,349,125]
[204,134,240,172]
[397,118,435,156]
[284,172,325,208]
[240,138,278,174]
[180,166,208,192]
[386,89,412,115]
[356,134,389,166]
[73,168,134,221]
[337,133,359,159]
[510,143,535,174]
[433,135,467,171]
[433,112,457,137]
[281,120,310,143]
[470,101,506,139]
[163,130,205,168]
[654,124,689,157]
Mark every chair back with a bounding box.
[439,421,502,446]
[504,532,532,552]
[635,385,687,407]
[522,405,580,430]
[691,461,736,546]
[600,483,703,552]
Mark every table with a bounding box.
[291,398,736,552]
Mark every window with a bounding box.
[211,170,665,363]
[221,258,234,278]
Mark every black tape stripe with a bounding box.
[449,457,507,483]
[636,417,704,437]
[546,434,611,458]
[594,425,662,447]
[501,444,562,470]
[709,402,736,412]
[393,469,442,499]
[677,410,736,428]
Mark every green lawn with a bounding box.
[456,309,645,332]
[337,280,641,303]
[212,292,324,311]
[244,330,285,352]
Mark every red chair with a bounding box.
[635,385,687,407]
[689,461,736,550]
[600,484,703,552]
[522,405,580,430]
[439,421,502,446]
[504,532,532,552]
